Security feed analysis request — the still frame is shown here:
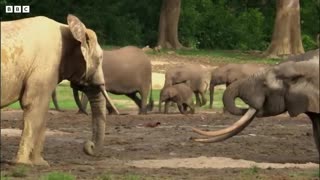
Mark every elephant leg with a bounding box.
[138,89,149,114]
[184,103,195,114]
[195,92,201,107]
[51,90,61,111]
[17,81,53,166]
[127,93,142,108]
[199,91,207,107]
[307,112,320,154]
[164,101,170,114]
[183,103,188,111]
[177,103,185,114]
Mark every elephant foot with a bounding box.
[139,108,148,115]
[77,110,88,115]
[109,111,120,115]
[15,156,49,166]
[31,157,50,166]
[15,157,33,166]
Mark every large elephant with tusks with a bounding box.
[192,59,320,156]
[1,15,118,166]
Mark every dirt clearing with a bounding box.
[1,109,319,179]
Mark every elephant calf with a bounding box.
[164,64,208,107]
[159,83,195,114]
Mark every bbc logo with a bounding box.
[5,5,30,13]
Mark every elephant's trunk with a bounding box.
[222,80,247,115]
[209,83,214,109]
[83,88,107,156]
[73,89,88,115]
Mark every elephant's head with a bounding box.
[159,87,177,112]
[192,59,319,142]
[59,15,119,155]
[164,66,188,88]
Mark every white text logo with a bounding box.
[5,5,30,13]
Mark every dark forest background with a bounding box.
[1,0,319,51]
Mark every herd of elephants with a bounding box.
[1,15,319,166]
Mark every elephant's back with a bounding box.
[102,46,152,93]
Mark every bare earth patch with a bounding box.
[1,110,319,179]
[128,156,318,169]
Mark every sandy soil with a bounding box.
[1,109,319,179]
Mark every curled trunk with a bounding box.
[83,89,107,155]
[222,80,247,115]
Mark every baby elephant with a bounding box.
[159,83,195,114]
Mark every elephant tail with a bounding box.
[147,79,154,111]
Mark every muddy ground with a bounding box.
[1,109,319,180]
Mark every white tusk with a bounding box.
[192,108,257,137]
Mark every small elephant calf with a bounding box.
[159,83,195,114]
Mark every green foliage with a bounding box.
[234,9,267,50]
[10,165,29,178]
[302,34,318,51]
[40,171,76,180]
[1,0,318,50]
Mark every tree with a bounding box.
[265,0,304,57]
[156,0,183,49]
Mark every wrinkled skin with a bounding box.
[74,46,153,115]
[1,15,116,165]
[192,59,320,156]
[159,83,194,114]
[209,63,266,109]
[164,64,208,107]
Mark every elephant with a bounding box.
[209,63,267,109]
[19,90,61,111]
[159,83,195,114]
[164,64,208,107]
[1,15,118,165]
[74,46,153,115]
[191,59,320,155]
[283,48,319,63]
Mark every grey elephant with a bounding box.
[283,48,319,63]
[159,83,195,114]
[1,15,117,165]
[192,59,320,155]
[71,46,153,115]
[209,63,266,109]
[164,64,208,107]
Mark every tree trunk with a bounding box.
[156,0,183,50]
[265,0,304,58]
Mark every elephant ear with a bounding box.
[67,14,97,80]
